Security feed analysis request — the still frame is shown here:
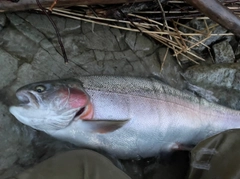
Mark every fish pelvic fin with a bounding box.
[82,119,129,133]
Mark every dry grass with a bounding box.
[44,0,239,65]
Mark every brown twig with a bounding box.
[36,0,69,63]
[160,47,169,72]
[50,0,58,11]
[156,0,166,29]
[185,0,240,37]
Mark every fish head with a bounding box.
[9,79,92,131]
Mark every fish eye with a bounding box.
[35,85,46,93]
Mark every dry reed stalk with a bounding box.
[49,0,239,64]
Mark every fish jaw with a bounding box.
[9,105,81,131]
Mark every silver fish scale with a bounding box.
[78,76,239,117]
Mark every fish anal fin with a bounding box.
[82,119,129,133]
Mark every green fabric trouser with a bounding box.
[13,129,240,179]
[188,129,240,179]
[14,149,131,179]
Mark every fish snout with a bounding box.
[16,91,30,104]
[16,90,39,107]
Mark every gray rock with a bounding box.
[0,14,6,31]
[186,83,219,103]
[234,43,240,62]
[81,22,122,52]
[145,47,186,90]
[184,64,240,89]
[110,28,128,51]
[0,10,235,179]
[0,25,39,63]
[134,34,153,51]
[179,19,227,52]
[0,11,171,179]
[177,50,206,65]
[212,41,235,63]
[125,32,137,50]
[183,63,240,109]
[125,32,153,52]
[6,13,45,44]
[18,12,81,38]
[0,102,35,177]
[6,13,25,26]
[0,49,18,89]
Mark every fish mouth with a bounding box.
[74,102,93,120]
[16,91,39,107]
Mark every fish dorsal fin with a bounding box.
[82,119,129,133]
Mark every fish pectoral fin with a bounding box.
[82,119,129,133]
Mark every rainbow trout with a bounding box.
[9,76,240,159]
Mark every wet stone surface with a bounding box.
[179,19,227,52]
[1,11,240,179]
[0,14,6,31]
[212,41,235,63]
[0,12,186,179]
[0,101,34,176]
[183,63,240,109]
